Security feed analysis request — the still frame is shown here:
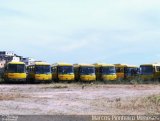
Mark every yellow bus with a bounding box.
[52,63,74,82]
[94,63,117,81]
[27,62,52,83]
[140,64,160,81]
[3,61,27,83]
[115,64,139,80]
[74,64,96,81]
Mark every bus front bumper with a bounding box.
[6,78,26,82]
[102,75,117,81]
[58,75,75,81]
[80,75,96,81]
[140,75,154,81]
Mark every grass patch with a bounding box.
[42,84,68,89]
[145,95,160,107]
[114,95,160,115]
[0,77,159,85]
[93,77,160,85]
[0,93,29,100]
[90,94,160,115]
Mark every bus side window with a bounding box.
[55,67,58,73]
[116,67,124,73]
[131,69,137,75]
[52,67,56,73]
[74,68,78,74]
[29,67,31,72]
[30,67,32,72]
[99,67,102,73]
[30,66,32,72]
[121,68,124,73]
[95,67,99,73]
[26,67,28,73]
[124,67,128,73]
[137,68,140,74]
[116,68,119,73]
[156,66,160,72]
[78,67,81,77]
[33,67,35,72]
[4,66,7,72]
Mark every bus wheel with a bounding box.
[54,79,59,83]
[46,80,52,84]
[67,81,72,84]
[30,79,35,84]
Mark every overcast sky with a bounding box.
[0,0,160,65]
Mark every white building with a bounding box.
[0,51,21,64]
[0,60,6,75]
[22,57,35,65]
[0,51,15,57]
[12,56,21,62]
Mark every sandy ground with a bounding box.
[0,83,159,115]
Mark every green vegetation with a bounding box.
[42,84,68,89]
[0,77,160,85]
[116,95,160,115]
[94,78,160,85]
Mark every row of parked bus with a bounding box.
[2,61,160,83]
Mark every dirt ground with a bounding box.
[0,83,159,115]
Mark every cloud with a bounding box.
[0,0,160,64]
[55,41,88,52]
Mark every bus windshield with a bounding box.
[35,65,51,74]
[58,66,74,74]
[125,67,139,76]
[80,67,95,75]
[8,64,25,73]
[140,66,153,75]
[116,67,124,73]
[102,66,116,74]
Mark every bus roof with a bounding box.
[8,61,25,65]
[32,62,50,66]
[114,64,138,68]
[140,63,160,66]
[52,63,73,66]
[93,63,115,67]
[73,64,95,67]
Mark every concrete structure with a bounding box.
[0,51,37,76]
[0,60,6,68]
[0,51,21,63]
[0,51,15,57]
[2,55,20,63]
[0,60,6,76]
[0,51,21,69]
[22,57,35,66]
